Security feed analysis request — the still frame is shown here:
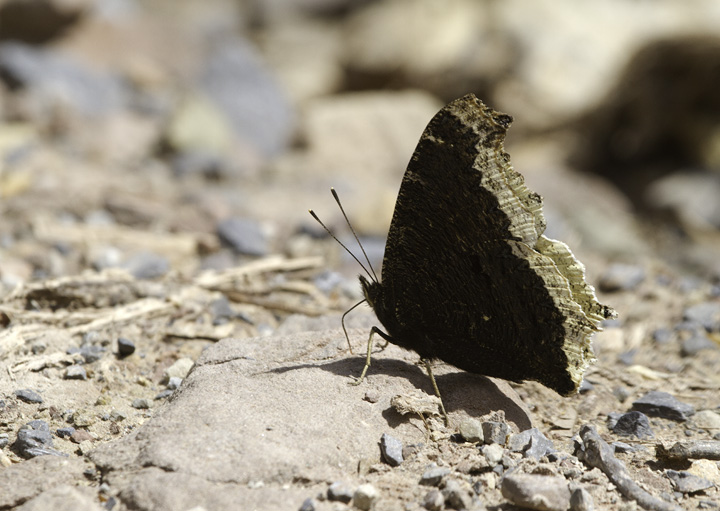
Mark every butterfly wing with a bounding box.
[376,94,614,395]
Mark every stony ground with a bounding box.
[2,1,720,511]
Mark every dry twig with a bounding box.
[580,425,682,511]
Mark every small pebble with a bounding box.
[422,489,445,511]
[420,465,451,486]
[167,377,183,390]
[501,474,571,511]
[217,217,268,256]
[154,390,173,400]
[65,365,87,380]
[352,484,379,511]
[15,420,64,458]
[209,296,235,324]
[483,444,505,466]
[56,427,75,438]
[70,429,93,444]
[570,486,594,511]
[618,349,636,366]
[612,441,638,454]
[14,389,43,404]
[31,341,47,354]
[80,344,106,363]
[609,411,654,439]
[508,428,555,459]
[71,412,94,428]
[327,481,353,503]
[442,479,472,510]
[298,498,316,511]
[110,410,128,421]
[122,251,170,279]
[482,421,511,445]
[632,391,695,421]
[458,418,484,443]
[363,390,379,403]
[613,386,631,403]
[380,433,403,466]
[164,358,195,382]
[579,380,594,393]
[117,337,136,357]
[652,328,673,344]
[131,398,151,409]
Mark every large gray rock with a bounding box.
[88,329,532,510]
[0,456,88,509]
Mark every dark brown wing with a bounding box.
[375,94,614,395]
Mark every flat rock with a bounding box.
[666,469,714,494]
[88,329,533,510]
[15,484,102,511]
[631,390,695,421]
[501,473,571,511]
[0,456,88,509]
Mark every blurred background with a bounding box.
[2,0,720,288]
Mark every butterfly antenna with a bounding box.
[308,208,375,282]
[329,188,379,283]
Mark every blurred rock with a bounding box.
[632,391,695,422]
[0,42,125,117]
[684,302,720,332]
[170,151,233,180]
[276,90,441,234]
[0,0,91,44]
[573,36,720,190]
[646,171,720,231]
[598,263,645,292]
[163,94,233,156]
[666,469,713,494]
[681,330,717,357]
[496,7,720,129]
[344,0,509,100]
[256,18,343,103]
[122,252,170,280]
[198,37,294,158]
[692,410,720,432]
[501,474,571,511]
[217,217,268,256]
[609,411,654,439]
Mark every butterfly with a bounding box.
[311,94,616,421]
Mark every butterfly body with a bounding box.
[359,94,615,396]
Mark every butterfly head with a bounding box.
[359,275,380,309]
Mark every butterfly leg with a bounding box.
[350,326,391,386]
[422,359,449,425]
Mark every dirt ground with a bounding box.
[2,1,720,510]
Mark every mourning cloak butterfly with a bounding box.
[311,94,616,419]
